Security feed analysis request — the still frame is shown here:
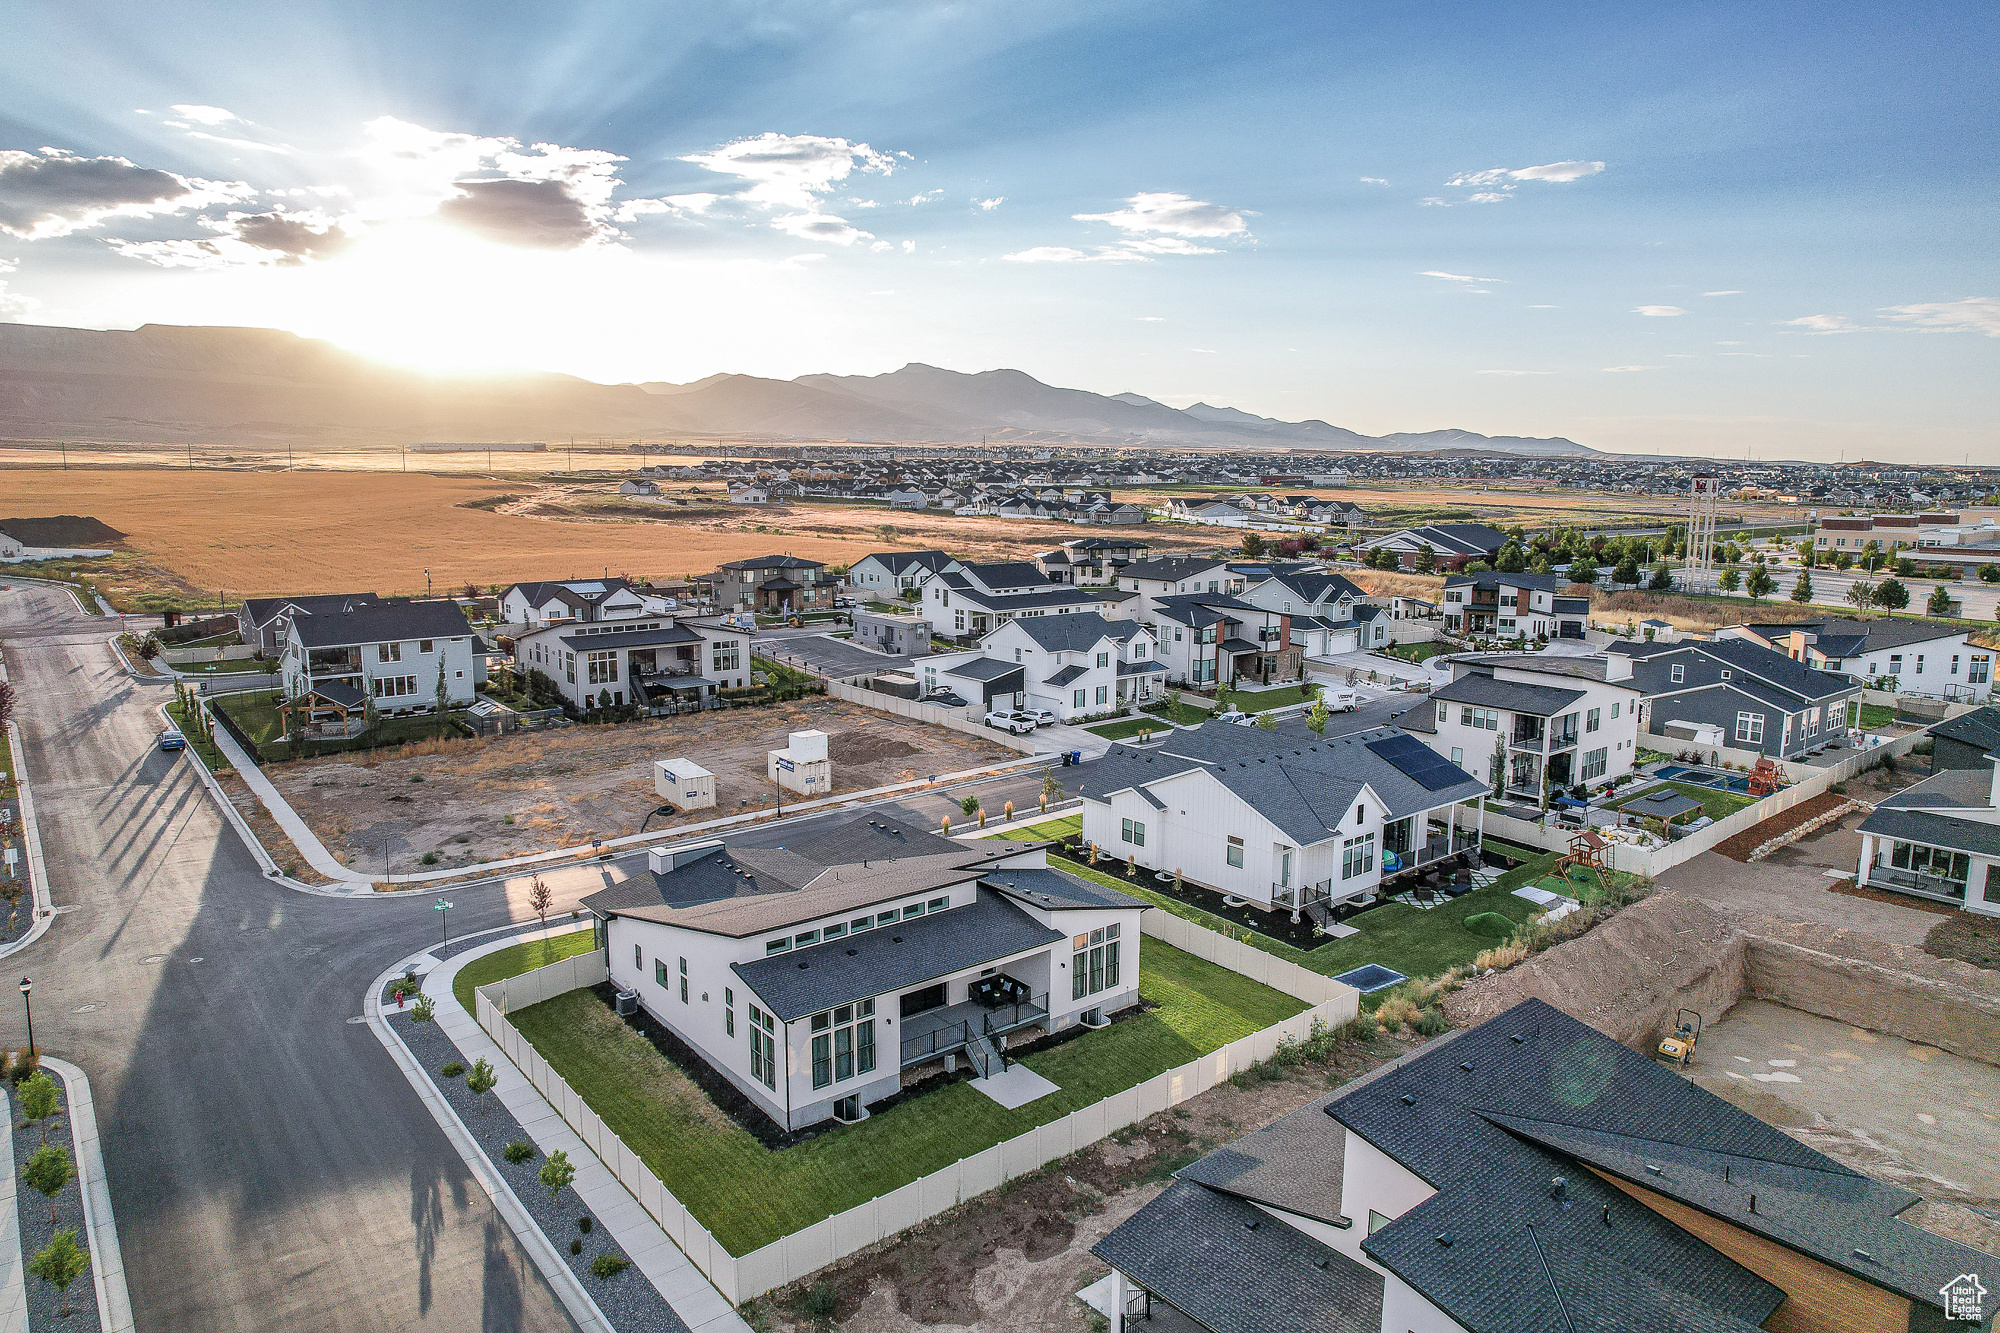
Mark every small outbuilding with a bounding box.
[768,729,833,797]
[654,758,717,811]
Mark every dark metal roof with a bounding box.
[730,888,1063,1022]
[288,598,473,648]
[1431,673,1586,717]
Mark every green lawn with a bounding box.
[1222,684,1310,713]
[1855,702,1896,730]
[1623,780,1756,822]
[993,815,1082,841]
[1382,641,1450,664]
[452,927,600,1013]
[163,700,228,771]
[1050,853,1551,985]
[1085,716,1172,741]
[501,940,1303,1255]
[1140,698,1212,725]
[174,657,273,675]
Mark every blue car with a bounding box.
[158,727,186,752]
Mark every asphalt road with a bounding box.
[0,586,1051,1330]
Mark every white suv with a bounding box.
[984,710,1037,735]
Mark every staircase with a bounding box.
[1304,900,1336,934]
[964,1029,1006,1080]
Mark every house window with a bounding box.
[1120,817,1146,846]
[1972,655,1990,685]
[1586,707,1601,733]
[902,901,926,918]
[1368,1210,1393,1235]
[810,999,877,1089]
[1341,833,1376,880]
[654,958,668,987]
[766,937,792,955]
[1611,701,1621,718]
[876,908,899,926]
[1888,654,1902,675]
[587,650,618,685]
[1072,924,1122,1001]
[748,1006,778,1090]
[1096,651,1109,668]
[377,642,402,663]
[713,644,741,672]
[1095,685,1109,706]
[822,921,847,941]
[1225,836,1244,868]
[1915,655,1924,674]
[373,675,419,698]
[1582,748,1608,781]
[794,929,819,948]
[634,943,642,971]
[1951,655,1960,676]
[1670,664,1685,684]
[1735,712,1765,744]
[928,896,949,912]
[725,988,735,1037]
[1460,706,1498,730]
[1074,689,1087,708]
[1438,704,1448,726]
[419,639,434,653]
[1450,747,1463,765]
[1888,842,1969,884]
[1803,708,1820,735]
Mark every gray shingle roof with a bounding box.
[730,888,1063,1022]
[1123,555,1231,582]
[946,657,1024,683]
[555,623,705,651]
[1858,805,2000,857]
[242,591,380,629]
[1044,663,1088,686]
[983,866,1143,911]
[1431,673,1585,717]
[1175,1089,1349,1225]
[1746,617,1973,654]
[288,598,472,648]
[1005,611,1140,652]
[1928,705,2000,755]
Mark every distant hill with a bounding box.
[0,324,1603,455]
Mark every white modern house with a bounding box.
[239,591,382,655]
[847,550,961,598]
[1440,571,1591,641]
[920,560,1101,644]
[917,613,1163,722]
[1236,569,1371,658]
[1116,555,1241,615]
[1074,724,1487,924]
[1727,617,1994,703]
[583,811,1145,1130]
[1402,652,1644,800]
[512,614,748,712]
[1856,758,2000,915]
[499,578,672,630]
[279,599,481,728]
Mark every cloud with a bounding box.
[0,257,36,319]
[615,193,720,220]
[974,196,1004,210]
[1074,192,1248,238]
[1633,305,1685,316]
[901,239,913,254]
[1003,245,1104,263]
[1438,160,1604,206]
[682,131,893,211]
[1602,365,1657,372]
[1782,313,1859,333]
[1704,290,1743,296]
[1467,192,1510,204]
[1359,177,1389,186]
[436,178,600,248]
[1116,236,1220,256]
[171,105,240,126]
[0,148,252,239]
[1418,197,1450,206]
[771,212,873,245]
[1879,297,2000,337]
[109,207,354,269]
[903,189,943,206]
[1477,369,1553,375]
[1421,270,1498,283]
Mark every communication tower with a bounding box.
[1684,475,1722,592]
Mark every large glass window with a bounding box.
[1889,842,1969,884]
[1735,712,1765,744]
[1341,832,1377,880]
[586,650,618,684]
[1582,748,1608,781]
[809,999,876,1089]
[1120,817,1145,846]
[1072,924,1122,1001]
[748,1006,778,1090]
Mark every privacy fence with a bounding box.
[473,913,1358,1305]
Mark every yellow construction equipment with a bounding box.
[1657,1008,1702,1066]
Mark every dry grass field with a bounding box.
[0,466,1223,601]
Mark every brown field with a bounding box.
[1121,482,1809,532]
[264,697,1017,873]
[0,467,1227,602]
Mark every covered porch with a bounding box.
[279,680,368,738]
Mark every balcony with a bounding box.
[1512,721,1545,746]
[307,650,362,677]
[1869,863,1966,902]
[1546,725,1580,752]
[899,993,1049,1068]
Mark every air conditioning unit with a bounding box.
[614,990,639,1018]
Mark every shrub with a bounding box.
[441,1061,465,1079]
[1464,911,1515,939]
[502,1140,536,1164]
[578,1216,592,1233]
[589,1252,630,1279]
[410,994,436,1022]
[1414,1008,1452,1037]
[799,1284,839,1319]
[420,852,439,866]
[569,1237,583,1256]
[1373,995,1421,1031]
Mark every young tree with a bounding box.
[434,659,451,736]
[1304,696,1329,737]
[1796,540,1818,567]
[19,1071,60,1146]
[959,793,980,818]
[1412,543,1437,574]
[1876,577,1910,611]
[1239,531,1267,559]
[1254,711,1278,730]
[1567,556,1598,586]
[21,1143,75,1223]
[1791,568,1815,603]
[1490,735,1507,801]
[527,875,553,939]
[1717,567,1742,593]
[1614,557,1641,587]
[1835,551,1855,571]
[1461,559,1493,575]
[27,1229,89,1319]
[1040,767,1065,812]
[1981,563,2000,584]
[540,1148,576,1201]
[464,1057,497,1108]
[1894,556,1916,578]
[1648,564,1674,591]
[1495,542,1526,574]
[1746,566,1776,600]
[1928,584,1954,616]
[1847,580,1877,611]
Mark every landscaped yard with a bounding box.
[1084,716,1173,741]
[1381,641,1450,664]
[1630,779,1757,822]
[453,927,599,1013]
[1221,684,1311,713]
[491,939,1304,1255]
[1049,852,1553,986]
[993,815,1082,842]
[1140,697,1212,726]
[1855,702,1897,730]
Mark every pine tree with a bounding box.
[1791,568,1814,603]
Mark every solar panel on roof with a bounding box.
[1365,734,1468,791]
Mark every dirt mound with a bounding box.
[1443,891,1745,1051]
[827,727,922,766]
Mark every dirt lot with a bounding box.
[752,1031,1419,1333]
[263,698,1016,873]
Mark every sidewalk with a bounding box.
[375,932,749,1333]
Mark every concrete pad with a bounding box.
[1322,921,1359,938]
[1513,885,1563,906]
[970,1063,1060,1108]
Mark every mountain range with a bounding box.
[0,322,1599,456]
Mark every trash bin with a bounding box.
[1069,749,1082,766]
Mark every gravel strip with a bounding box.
[391,1011,690,1333]
[9,1066,101,1330]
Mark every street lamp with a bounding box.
[18,977,32,1057]
[435,897,454,956]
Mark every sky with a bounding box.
[1,0,1995,462]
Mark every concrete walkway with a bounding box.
[376,931,750,1333]
[203,714,367,882]
[44,1058,134,1333]
[0,1084,21,1333]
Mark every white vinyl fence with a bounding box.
[1481,729,1924,879]
[823,679,1043,754]
[474,913,1358,1305]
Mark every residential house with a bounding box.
[1037,536,1151,586]
[1403,652,1643,799]
[280,599,480,727]
[1857,754,2000,915]
[920,560,1100,644]
[1144,593,1298,688]
[847,550,960,599]
[916,612,1163,720]
[1927,706,2000,772]
[885,487,928,509]
[239,591,382,655]
[512,613,747,712]
[850,608,932,658]
[1073,724,1487,920]
[1726,618,1993,702]
[727,484,770,504]
[583,810,1145,1130]
[618,479,662,497]
[1357,523,1507,571]
[499,578,670,630]
[1237,569,1369,658]
[1117,555,1241,615]
[1607,637,1860,760]
[1439,571,1589,640]
[1091,997,1995,1333]
[712,555,836,614]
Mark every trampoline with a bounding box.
[1652,764,1754,794]
[1333,964,1408,994]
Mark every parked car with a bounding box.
[1214,707,1250,725]
[921,689,969,708]
[158,727,186,752]
[1322,688,1359,712]
[1023,707,1057,726]
[984,710,1037,735]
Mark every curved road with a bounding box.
[0,583,1060,1330]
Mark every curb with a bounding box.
[366,938,620,1333]
[40,1059,133,1333]
[1,708,55,963]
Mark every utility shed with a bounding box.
[768,729,833,796]
[654,758,717,811]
